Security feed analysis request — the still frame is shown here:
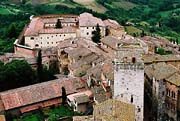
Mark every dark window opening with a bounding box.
[132,57,136,63]
[35,44,39,47]
[30,37,34,40]
[131,95,133,103]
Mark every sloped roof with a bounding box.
[166,72,180,86]
[74,94,89,104]
[103,19,123,29]
[79,12,105,27]
[39,27,77,34]
[145,62,177,80]
[0,77,85,110]
[24,15,78,36]
[24,17,44,36]
[93,99,135,121]
[142,54,180,63]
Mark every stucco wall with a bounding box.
[25,33,76,48]
[114,63,144,121]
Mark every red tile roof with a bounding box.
[79,13,105,27]
[103,19,123,29]
[24,16,78,36]
[0,77,85,110]
[39,27,77,34]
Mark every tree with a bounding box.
[92,24,101,43]
[0,60,35,91]
[6,23,17,39]
[140,30,146,37]
[37,50,43,82]
[56,19,62,28]
[62,87,67,105]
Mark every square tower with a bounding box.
[113,37,148,121]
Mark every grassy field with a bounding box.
[112,1,137,10]
[0,4,21,15]
[0,8,13,14]
[73,0,107,13]
[125,26,142,35]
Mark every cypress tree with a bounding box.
[37,50,43,82]
[62,86,67,105]
[92,24,101,43]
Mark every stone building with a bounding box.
[73,99,135,121]
[113,38,148,121]
[144,62,177,121]
[0,77,86,116]
[103,19,125,37]
[14,13,110,57]
[79,12,106,38]
[67,90,93,113]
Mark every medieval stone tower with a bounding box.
[113,37,148,121]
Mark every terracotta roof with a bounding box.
[34,14,78,19]
[67,90,93,103]
[166,72,180,86]
[74,94,89,104]
[0,115,6,121]
[79,12,105,27]
[103,19,123,29]
[24,17,44,36]
[93,99,135,121]
[39,27,77,34]
[142,54,180,63]
[0,77,85,110]
[42,17,77,24]
[101,36,143,50]
[24,15,78,36]
[145,62,177,80]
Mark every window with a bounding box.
[131,95,133,103]
[64,34,66,37]
[30,37,34,40]
[47,37,49,39]
[47,42,49,44]
[162,91,164,96]
[35,44,39,47]
[121,94,123,97]
[87,27,89,29]
[138,108,141,112]
[52,42,53,44]
[132,57,136,63]
[87,32,89,35]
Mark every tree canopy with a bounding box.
[0,60,35,91]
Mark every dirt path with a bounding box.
[73,0,107,13]
[73,0,95,4]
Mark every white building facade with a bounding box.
[113,39,148,121]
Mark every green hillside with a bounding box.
[0,0,180,53]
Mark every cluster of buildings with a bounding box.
[1,12,180,121]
